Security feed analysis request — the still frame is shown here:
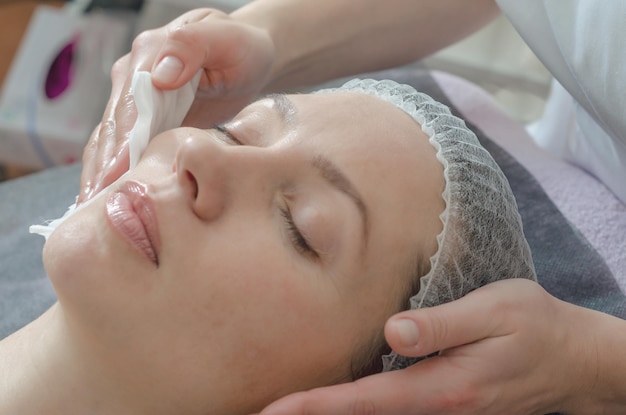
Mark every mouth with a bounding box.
[105,181,161,266]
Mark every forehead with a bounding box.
[287,92,423,151]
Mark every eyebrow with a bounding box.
[266,93,297,127]
[311,154,370,253]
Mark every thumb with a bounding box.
[384,283,507,357]
[151,15,247,90]
[149,9,224,89]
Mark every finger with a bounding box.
[384,280,521,358]
[98,143,130,190]
[84,118,119,200]
[78,123,102,203]
[80,54,132,202]
[259,369,420,415]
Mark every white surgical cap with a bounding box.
[315,79,537,371]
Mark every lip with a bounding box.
[105,181,161,266]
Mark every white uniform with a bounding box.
[496,0,626,204]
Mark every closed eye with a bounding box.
[280,206,319,259]
[213,124,242,145]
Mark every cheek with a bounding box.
[145,255,322,388]
[164,248,317,341]
[158,246,352,376]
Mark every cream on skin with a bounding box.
[0,92,444,415]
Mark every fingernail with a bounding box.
[85,187,96,202]
[78,185,92,204]
[115,142,128,158]
[105,156,117,171]
[91,179,105,197]
[390,319,419,348]
[152,56,184,84]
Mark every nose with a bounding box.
[175,131,231,222]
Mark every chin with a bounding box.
[42,205,113,305]
[43,205,161,333]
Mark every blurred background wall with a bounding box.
[0,0,551,180]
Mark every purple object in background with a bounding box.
[44,36,78,99]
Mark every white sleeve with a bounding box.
[496,0,626,203]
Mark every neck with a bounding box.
[0,304,131,415]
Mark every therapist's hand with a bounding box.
[258,279,600,415]
[78,8,274,203]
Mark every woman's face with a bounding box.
[44,92,444,414]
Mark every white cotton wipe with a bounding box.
[29,70,200,240]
